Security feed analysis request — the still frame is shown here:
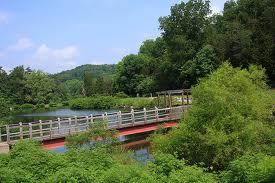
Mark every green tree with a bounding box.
[63,79,84,97]
[221,153,275,183]
[8,66,26,104]
[152,63,274,170]
[159,0,211,88]
[180,44,219,87]
[115,54,149,95]
[83,71,94,96]
[207,0,275,84]
[24,71,62,104]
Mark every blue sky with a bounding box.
[0,0,226,73]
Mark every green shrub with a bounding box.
[168,165,218,183]
[115,92,128,98]
[221,153,275,183]
[20,103,35,111]
[35,103,45,109]
[49,102,58,107]
[62,101,69,106]
[151,63,274,170]
[115,97,155,109]
[46,167,98,183]
[99,164,158,183]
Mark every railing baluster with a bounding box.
[58,118,61,135]
[74,116,78,132]
[29,123,32,139]
[6,125,10,143]
[131,109,135,126]
[143,108,147,124]
[39,120,43,138]
[19,122,23,140]
[118,111,122,128]
[86,116,89,130]
[155,107,159,122]
[49,120,52,139]
[90,114,93,123]
[68,118,72,134]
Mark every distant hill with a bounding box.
[52,64,116,82]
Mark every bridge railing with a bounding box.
[0,106,188,143]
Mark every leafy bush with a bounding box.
[168,165,218,183]
[20,103,35,111]
[69,96,155,109]
[115,97,155,109]
[221,154,275,183]
[151,63,274,170]
[115,92,129,98]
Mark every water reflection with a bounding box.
[13,108,117,123]
[50,131,155,163]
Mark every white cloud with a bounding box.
[0,11,8,25]
[31,44,79,73]
[9,38,34,51]
[33,44,78,61]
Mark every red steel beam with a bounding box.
[43,121,178,150]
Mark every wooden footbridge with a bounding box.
[0,89,191,152]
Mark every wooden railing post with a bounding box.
[29,123,32,139]
[131,109,135,126]
[19,122,23,140]
[6,125,10,143]
[105,113,109,128]
[68,118,72,134]
[74,116,78,132]
[39,120,43,138]
[118,111,122,128]
[86,116,89,130]
[187,91,189,105]
[143,108,147,124]
[58,118,61,134]
[155,107,159,122]
[49,120,52,139]
[182,90,185,105]
[90,114,93,123]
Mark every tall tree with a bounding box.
[8,66,26,104]
[159,0,211,88]
[83,72,94,96]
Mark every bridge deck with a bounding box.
[0,106,189,144]
[43,121,178,149]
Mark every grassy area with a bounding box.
[269,89,275,104]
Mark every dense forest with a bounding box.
[115,0,275,95]
[52,64,116,83]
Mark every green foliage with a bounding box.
[0,97,11,117]
[6,140,67,181]
[66,120,119,149]
[115,97,155,108]
[221,153,275,183]
[152,63,274,170]
[115,91,128,98]
[69,96,155,109]
[99,164,158,183]
[168,165,218,183]
[62,79,84,97]
[52,64,116,83]
[83,71,94,96]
